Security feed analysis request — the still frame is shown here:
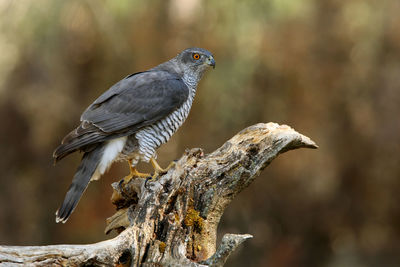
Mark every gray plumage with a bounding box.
[54,47,215,223]
[55,146,104,222]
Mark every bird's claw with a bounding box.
[153,161,175,179]
[146,170,164,183]
[122,169,150,186]
[144,175,153,188]
[144,159,177,189]
[144,171,165,189]
[118,179,125,191]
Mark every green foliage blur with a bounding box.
[1,0,400,266]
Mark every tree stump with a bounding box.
[0,123,317,266]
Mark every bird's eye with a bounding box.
[192,53,200,60]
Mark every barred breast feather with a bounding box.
[134,94,194,162]
[124,75,198,163]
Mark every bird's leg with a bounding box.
[123,159,150,183]
[149,158,175,180]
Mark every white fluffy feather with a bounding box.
[91,136,127,181]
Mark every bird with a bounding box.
[53,47,215,223]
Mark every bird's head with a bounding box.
[175,47,215,81]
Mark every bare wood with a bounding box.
[0,123,317,266]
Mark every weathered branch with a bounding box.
[0,123,317,266]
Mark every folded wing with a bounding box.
[53,70,189,161]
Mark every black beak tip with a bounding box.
[210,59,216,69]
[206,55,216,69]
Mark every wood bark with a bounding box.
[0,123,317,266]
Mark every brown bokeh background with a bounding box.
[1,0,400,266]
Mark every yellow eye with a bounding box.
[193,53,200,60]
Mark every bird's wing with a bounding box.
[82,70,189,132]
[88,71,147,107]
[54,70,189,160]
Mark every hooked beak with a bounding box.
[206,55,216,69]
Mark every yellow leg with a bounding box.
[149,158,175,180]
[123,159,150,183]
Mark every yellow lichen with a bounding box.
[159,241,166,253]
[184,208,204,233]
[174,213,180,223]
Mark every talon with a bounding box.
[149,158,175,181]
[123,159,150,184]
[118,179,125,191]
[144,176,152,188]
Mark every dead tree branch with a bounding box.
[0,123,317,266]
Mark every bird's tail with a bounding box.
[55,145,104,223]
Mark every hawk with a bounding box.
[54,48,215,223]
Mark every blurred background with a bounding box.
[1,0,400,266]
